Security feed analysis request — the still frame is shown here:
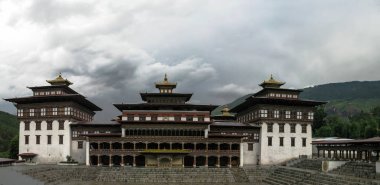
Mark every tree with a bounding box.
[313,106,327,134]
[8,135,18,159]
[316,126,332,137]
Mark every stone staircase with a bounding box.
[21,166,100,185]
[230,168,249,182]
[290,159,322,171]
[262,166,380,185]
[263,166,315,185]
[330,161,377,179]
[243,166,272,184]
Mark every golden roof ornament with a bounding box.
[259,74,285,88]
[46,73,73,86]
[155,74,177,92]
[221,105,232,116]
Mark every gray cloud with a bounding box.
[1,0,380,121]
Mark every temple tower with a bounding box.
[5,74,101,163]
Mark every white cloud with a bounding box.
[1,0,380,120]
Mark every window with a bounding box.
[47,135,52,144]
[59,121,64,130]
[127,115,134,121]
[72,131,78,137]
[35,121,41,130]
[41,108,46,116]
[285,111,291,119]
[139,115,146,121]
[24,122,30,131]
[53,107,58,116]
[78,141,83,149]
[279,137,284,147]
[279,123,284,133]
[174,116,181,121]
[17,109,24,117]
[297,112,303,119]
[59,135,63,144]
[248,143,253,151]
[253,133,259,140]
[47,121,52,130]
[290,124,296,133]
[36,135,40,144]
[302,138,307,147]
[267,123,273,133]
[268,137,272,146]
[151,114,158,121]
[291,137,295,147]
[274,110,280,118]
[308,112,314,120]
[64,107,72,115]
[302,124,307,133]
[25,135,29,144]
[260,110,268,118]
[198,116,205,122]
[186,116,193,121]
[46,91,50,95]
[29,109,35,117]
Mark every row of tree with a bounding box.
[313,106,380,138]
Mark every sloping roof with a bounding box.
[114,103,218,112]
[140,93,192,101]
[312,137,380,145]
[231,97,326,113]
[5,94,102,111]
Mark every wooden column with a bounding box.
[205,155,208,167]
[193,156,196,167]
[121,155,124,166]
[229,156,232,168]
[109,155,112,167]
[217,156,220,168]
[133,155,136,167]
[98,155,101,166]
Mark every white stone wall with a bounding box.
[259,122,312,165]
[19,120,71,164]
[242,142,260,166]
[71,140,86,164]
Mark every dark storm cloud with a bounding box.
[1,0,380,121]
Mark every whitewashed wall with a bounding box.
[19,120,71,164]
[259,122,312,165]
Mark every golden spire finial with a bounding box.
[47,72,73,86]
[270,74,274,80]
[164,73,168,82]
[221,105,231,116]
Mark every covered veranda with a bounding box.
[312,137,380,162]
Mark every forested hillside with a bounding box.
[0,111,18,158]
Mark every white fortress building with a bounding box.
[5,74,324,166]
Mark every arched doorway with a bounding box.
[208,143,218,150]
[124,155,133,166]
[124,142,134,150]
[231,156,239,167]
[135,155,145,167]
[208,156,217,167]
[184,156,194,167]
[196,156,206,167]
[136,142,146,149]
[148,143,158,149]
[112,143,122,150]
[160,143,170,150]
[112,155,122,166]
[184,143,194,150]
[90,155,98,166]
[100,155,110,166]
[220,156,229,167]
[172,143,182,149]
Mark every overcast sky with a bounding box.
[1,0,380,121]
